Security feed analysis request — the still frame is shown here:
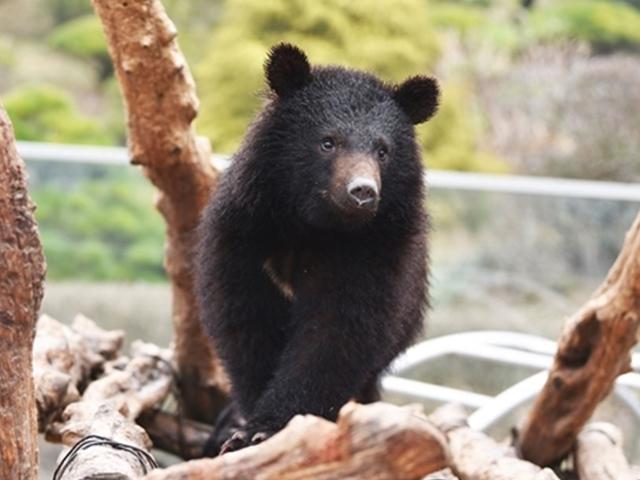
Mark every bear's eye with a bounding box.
[377,146,389,162]
[320,137,336,153]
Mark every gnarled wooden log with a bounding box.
[34,314,124,433]
[431,405,560,480]
[574,423,633,480]
[518,212,640,466]
[51,341,173,479]
[141,402,449,480]
[0,104,46,480]
[91,0,227,422]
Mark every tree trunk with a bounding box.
[517,212,640,466]
[0,105,46,480]
[91,0,227,422]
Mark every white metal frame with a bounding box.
[17,141,640,202]
[383,331,640,432]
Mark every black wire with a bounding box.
[52,434,158,480]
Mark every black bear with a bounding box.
[196,43,439,454]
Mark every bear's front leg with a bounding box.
[220,277,392,452]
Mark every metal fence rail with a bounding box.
[17,141,640,202]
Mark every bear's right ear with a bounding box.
[265,43,312,97]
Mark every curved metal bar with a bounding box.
[382,375,491,409]
[467,371,548,432]
[390,331,558,375]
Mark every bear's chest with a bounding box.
[263,249,318,301]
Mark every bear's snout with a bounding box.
[329,153,381,221]
[347,177,379,210]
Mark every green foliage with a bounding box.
[197,0,440,153]
[196,0,501,172]
[33,173,166,281]
[49,15,112,80]
[528,1,640,51]
[3,84,114,144]
[430,3,488,35]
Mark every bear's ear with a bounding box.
[393,76,440,125]
[265,43,312,97]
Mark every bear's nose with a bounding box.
[347,177,379,209]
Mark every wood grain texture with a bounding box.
[141,402,449,480]
[91,0,227,422]
[430,404,560,480]
[51,341,173,479]
[34,314,124,438]
[518,212,640,466]
[0,104,46,480]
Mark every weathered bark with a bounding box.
[137,409,213,460]
[141,402,449,480]
[50,341,173,479]
[431,405,560,480]
[0,105,46,480]
[518,212,640,466]
[34,314,124,433]
[91,0,227,422]
[574,423,634,480]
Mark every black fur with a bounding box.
[196,44,438,454]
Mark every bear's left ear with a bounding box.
[265,43,312,97]
[393,76,440,124]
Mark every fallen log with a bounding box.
[141,402,449,480]
[431,404,560,480]
[0,103,46,480]
[91,0,227,422]
[518,212,640,466]
[50,341,173,479]
[34,314,123,433]
[574,423,633,480]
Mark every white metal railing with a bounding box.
[17,141,640,202]
[384,331,640,432]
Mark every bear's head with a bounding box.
[256,43,439,232]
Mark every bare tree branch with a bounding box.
[0,104,46,480]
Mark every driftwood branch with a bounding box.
[0,104,46,480]
[34,314,123,434]
[431,405,560,480]
[141,402,449,480]
[518,212,640,466]
[47,337,173,479]
[91,0,227,422]
[574,423,634,480]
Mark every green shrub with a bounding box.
[49,15,112,80]
[34,173,166,281]
[3,84,114,144]
[528,1,640,51]
[196,0,502,172]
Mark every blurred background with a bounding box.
[1,0,640,474]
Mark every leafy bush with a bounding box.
[33,173,166,281]
[49,15,112,80]
[196,0,504,172]
[3,84,114,144]
[528,1,640,51]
